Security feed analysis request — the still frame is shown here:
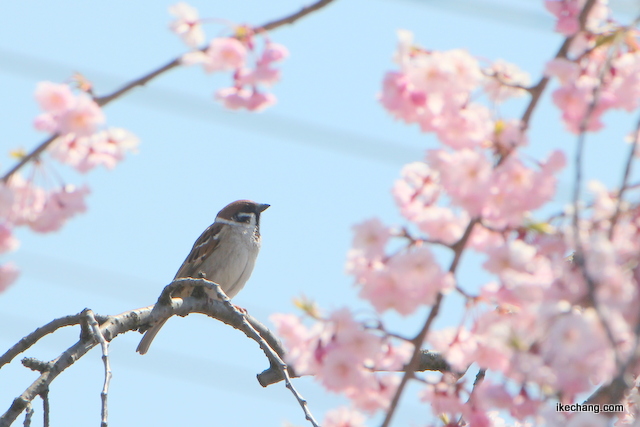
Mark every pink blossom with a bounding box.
[544,0,609,35]
[432,103,493,149]
[387,245,453,306]
[215,87,276,111]
[34,82,75,114]
[372,341,413,371]
[393,161,441,221]
[588,180,616,221]
[420,381,465,416]
[236,64,281,86]
[33,113,58,133]
[323,407,366,427]
[214,87,251,110]
[379,71,423,124]
[346,374,399,413]
[0,183,15,219]
[49,128,138,172]
[415,206,469,245]
[202,38,247,72]
[483,240,537,275]
[428,327,477,372]
[544,58,580,85]
[551,76,610,133]
[28,185,90,233]
[484,151,565,227]
[405,48,483,97]
[330,308,382,362]
[0,222,19,253]
[8,176,47,227]
[609,52,640,112]
[472,310,516,372]
[541,308,616,398]
[317,348,368,392]
[169,2,205,47]
[245,91,276,111]
[49,134,90,168]
[483,59,531,102]
[427,148,493,215]
[474,382,513,410]
[56,94,105,137]
[77,128,139,172]
[351,218,391,258]
[494,119,528,151]
[0,263,19,293]
[260,43,289,64]
[356,269,424,315]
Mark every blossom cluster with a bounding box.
[0,80,139,292]
[273,2,640,424]
[170,2,289,111]
[544,0,640,133]
[34,81,139,173]
[271,308,411,415]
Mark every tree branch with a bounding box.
[1,0,336,183]
[520,0,598,130]
[380,218,478,427]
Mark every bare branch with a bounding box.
[256,0,335,33]
[196,278,320,427]
[609,112,640,238]
[257,349,452,387]
[21,403,32,427]
[84,310,112,427]
[40,391,48,427]
[0,312,86,369]
[381,218,478,427]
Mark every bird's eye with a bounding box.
[234,212,252,223]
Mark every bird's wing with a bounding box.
[173,222,223,280]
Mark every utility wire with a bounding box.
[0,47,421,167]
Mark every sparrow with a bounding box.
[136,199,270,354]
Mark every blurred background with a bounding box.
[0,0,639,425]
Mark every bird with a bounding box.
[136,199,270,354]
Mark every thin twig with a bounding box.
[84,310,112,427]
[1,0,336,183]
[21,404,32,427]
[380,218,478,427]
[609,112,640,239]
[0,313,85,369]
[204,279,320,427]
[39,391,48,427]
[571,25,624,368]
[520,0,598,130]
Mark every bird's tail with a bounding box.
[136,318,168,355]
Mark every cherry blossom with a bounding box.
[393,161,441,221]
[34,83,105,137]
[351,218,391,258]
[199,37,247,72]
[28,185,90,233]
[0,222,19,254]
[483,59,531,102]
[49,128,139,173]
[169,2,205,47]
[544,0,610,35]
[34,81,75,114]
[322,407,366,427]
[0,263,19,293]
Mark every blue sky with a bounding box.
[0,1,639,426]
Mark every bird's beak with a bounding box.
[257,203,270,212]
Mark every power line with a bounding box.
[0,47,421,167]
